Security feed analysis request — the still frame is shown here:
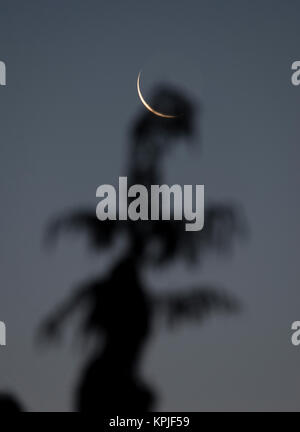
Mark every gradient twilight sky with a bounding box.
[0,0,300,411]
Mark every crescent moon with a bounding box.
[137,71,177,119]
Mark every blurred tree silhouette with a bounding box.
[0,393,23,412]
[39,85,245,411]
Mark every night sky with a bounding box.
[0,0,300,411]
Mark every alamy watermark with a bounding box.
[0,60,6,347]
[291,321,300,346]
[291,61,300,86]
[0,60,6,86]
[0,321,6,346]
[96,177,205,232]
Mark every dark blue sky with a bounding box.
[0,0,300,411]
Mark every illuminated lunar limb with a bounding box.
[137,71,177,119]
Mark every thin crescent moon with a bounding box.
[137,71,177,119]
